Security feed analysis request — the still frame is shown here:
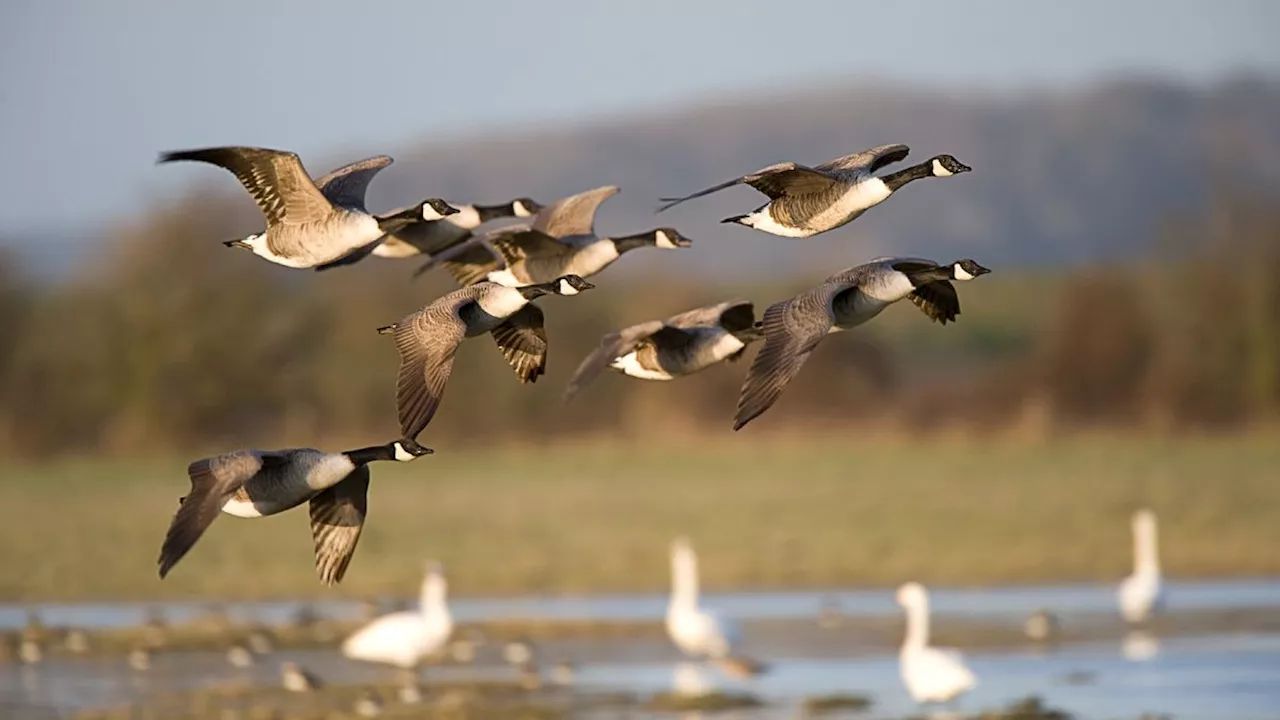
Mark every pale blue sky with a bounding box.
[2,0,1277,233]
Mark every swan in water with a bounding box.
[1118,509,1164,623]
[342,561,453,669]
[896,582,976,705]
[666,537,740,659]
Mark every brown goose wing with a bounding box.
[313,155,394,212]
[157,449,290,578]
[533,185,619,238]
[817,144,911,174]
[491,304,548,383]
[657,163,840,212]
[562,320,668,402]
[909,280,961,324]
[733,286,842,431]
[389,296,470,441]
[157,146,333,227]
[308,465,370,586]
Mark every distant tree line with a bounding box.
[0,190,1276,458]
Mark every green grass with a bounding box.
[2,435,1278,602]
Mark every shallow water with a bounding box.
[3,578,1278,629]
[3,580,1280,719]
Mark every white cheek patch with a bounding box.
[953,263,975,281]
[654,230,673,248]
[557,279,580,296]
[393,442,416,462]
[513,201,535,218]
[421,204,449,221]
[445,205,482,229]
[931,159,954,177]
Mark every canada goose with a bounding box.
[158,146,457,270]
[353,689,385,718]
[418,186,691,287]
[1024,609,1062,642]
[342,561,453,669]
[1118,509,1164,623]
[227,643,254,668]
[377,275,595,441]
[563,300,763,403]
[657,145,970,237]
[667,537,740,660]
[734,257,990,430]
[156,439,433,585]
[375,198,542,260]
[896,582,976,705]
[281,660,322,692]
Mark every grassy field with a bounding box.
[1,434,1278,602]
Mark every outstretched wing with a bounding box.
[313,155,394,212]
[733,288,841,431]
[562,320,668,402]
[657,163,841,212]
[308,466,370,586]
[157,146,333,227]
[534,186,619,238]
[909,281,960,324]
[817,144,910,174]
[490,304,548,383]
[390,298,470,441]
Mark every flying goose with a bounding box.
[417,186,691,286]
[377,275,595,441]
[368,198,542,260]
[156,439,433,585]
[158,146,458,270]
[1118,509,1164,623]
[666,537,740,660]
[897,582,977,705]
[657,145,970,237]
[563,300,763,403]
[734,257,990,430]
[342,561,453,669]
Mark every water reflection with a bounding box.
[1121,630,1160,662]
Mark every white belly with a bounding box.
[701,331,746,363]
[221,497,267,518]
[743,210,815,238]
[567,239,621,276]
[611,352,674,380]
[371,237,421,258]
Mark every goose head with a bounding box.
[651,228,693,249]
[393,439,434,462]
[419,198,460,222]
[512,198,543,218]
[929,155,972,178]
[949,259,990,281]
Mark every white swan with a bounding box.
[665,537,739,659]
[342,561,453,668]
[1118,509,1164,623]
[897,582,976,705]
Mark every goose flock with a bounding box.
[153,141,985,585]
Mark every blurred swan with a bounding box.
[18,636,42,665]
[817,594,844,629]
[550,660,576,687]
[63,628,90,654]
[1121,630,1160,662]
[666,537,739,659]
[503,637,535,666]
[342,561,453,668]
[226,643,254,668]
[128,646,151,672]
[1118,509,1164,623]
[353,688,384,717]
[897,582,976,705]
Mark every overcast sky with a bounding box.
[2,0,1278,234]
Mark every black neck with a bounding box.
[377,204,422,232]
[611,231,654,254]
[879,162,934,192]
[475,202,514,223]
[517,284,551,300]
[343,443,396,465]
